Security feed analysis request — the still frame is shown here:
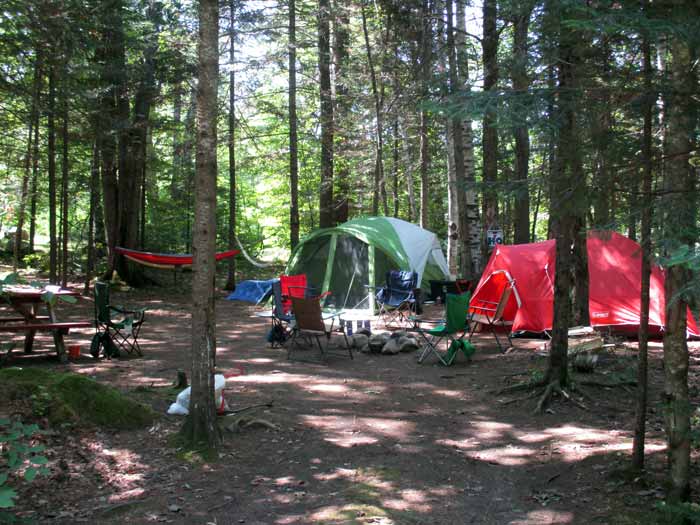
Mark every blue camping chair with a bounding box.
[374,270,419,327]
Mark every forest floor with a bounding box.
[2,277,699,524]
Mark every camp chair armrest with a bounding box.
[470,305,497,314]
[110,305,146,319]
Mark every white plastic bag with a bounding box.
[167,374,226,415]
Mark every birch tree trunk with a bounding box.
[182,0,221,453]
[456,0,480,278]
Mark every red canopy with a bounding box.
[470,231,699,338]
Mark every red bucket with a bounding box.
[68,345,81,359]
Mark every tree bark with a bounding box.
[48,64,58,284]
[318,0,334,227]
[661,17,694,502]
[28,102,40,255]
[418,0,431,229]
[289,0,300,247]
[225,0,237,291]
[85,142,100,295]
[332,0,350,224]
[446,0,469,278]
[361,2,387,217]
[182,0,221,453]
[511,2,532,245]
[482,0,499,256]
[456,0,480,278]
[545,1,584,389]
[14,58,42,269]
[60,77,69,288]
[632,21,653,471]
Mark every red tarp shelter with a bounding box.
[469,231,699,338]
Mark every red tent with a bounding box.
[469,230,699,338]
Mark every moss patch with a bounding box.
[0,367,155,430]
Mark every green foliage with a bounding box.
[0,418,50,509]
[654,501,700,525]
[0,368,155,430]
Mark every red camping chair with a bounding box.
[279,274,309,315]
[468,274,517,351]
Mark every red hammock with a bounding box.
[114,247,239,269]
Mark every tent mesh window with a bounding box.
[287,236,329,291]
[329,235,369,309]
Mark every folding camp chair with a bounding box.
[468,283,514,351]
[416,293,474,365]
[374,270,418,327]
[287,296,351,363]
[269,276,331,348]
[94,281,145,357]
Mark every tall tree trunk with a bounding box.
[661,16,694,502]
[116,0,160,284]
[511,2,532,244]
[14,58,42,269]
[632,22,653,471]
[182,0,221,453]
[225,0,237,291]
[400,126,417,222]
[333,0,350,224]
[183,85,197,252]
[361,2,386,217]
[418,0,431,229]
[28,103,40,254]
[85,142,99,295]
[391,118,399,218]
[171,80,184,199]
[456,0,481,277]
[446,0,469,278]
[482,0,499,257]
[318,0,334,227]
[289,0,300,247]
[48,65,58,284]
[60,80,69,288]
[543,1,585,398]
[592,40,613,228]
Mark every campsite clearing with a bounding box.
[4,285,700,524]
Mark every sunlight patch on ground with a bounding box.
[435,437,480,450]
[302,414,415,447]
[470,420,513,440]
[431,388,467,399]
[306,383,349,394]
[466,446,536,466]
[509,509,574,524]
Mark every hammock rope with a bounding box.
[234,235,274,268]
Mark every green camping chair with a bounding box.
[93,281,146,357]
[416,293,474,365]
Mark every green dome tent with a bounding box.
[286,217,450,311]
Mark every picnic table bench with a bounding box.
[1,286,91,363]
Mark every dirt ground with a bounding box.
[2,281,699,525]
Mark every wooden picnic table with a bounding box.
[0,285,91,362]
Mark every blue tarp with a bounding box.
[225,279,276,304]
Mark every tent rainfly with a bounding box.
[285,217,450,311]
[470,230,700,338]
